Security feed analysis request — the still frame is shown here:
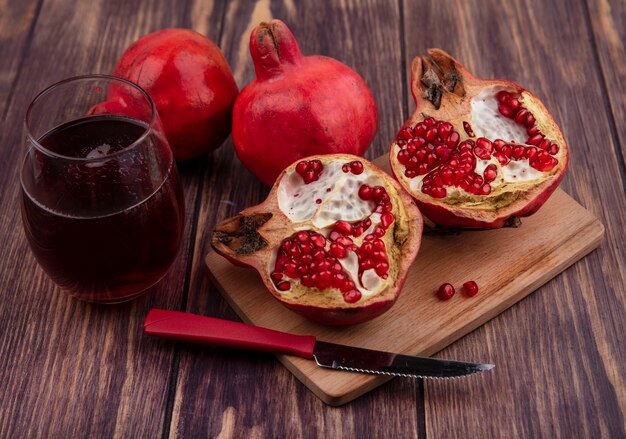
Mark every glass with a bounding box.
[20,75,185,303]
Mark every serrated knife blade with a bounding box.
[312,341,494,379]
[143,309,494,379]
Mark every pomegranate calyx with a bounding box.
[213,213,272,255]
[250,20,303,80]
[418,49,466,109]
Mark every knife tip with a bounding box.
[478,363,495,371]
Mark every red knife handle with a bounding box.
[143,309,316,359]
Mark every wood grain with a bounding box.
[586,0,626,173]
[0,0,225,436]
[402,0,626,437]
[0,0,623,436]
[0,0,41,117]
[166,1,419,437]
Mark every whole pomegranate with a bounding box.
[232,20,378,186]
[105,29,238,161]
[212,154,422,325]
[390,49,568,228]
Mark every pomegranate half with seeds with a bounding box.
[212,154,422,326]
[390,49,568,228]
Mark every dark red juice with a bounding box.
[21,115,185,302]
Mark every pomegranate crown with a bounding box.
[249,19,303,80]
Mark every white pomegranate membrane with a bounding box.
[272,159,395,304]
[394,88,561,199]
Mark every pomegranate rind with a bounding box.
[232,20,378,186]
[212,154,422,326]
[390,49,568,229]
[111,28,239,161]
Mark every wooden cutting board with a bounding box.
[205,156,604,406]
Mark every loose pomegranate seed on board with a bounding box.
[463,281,479,297]
[437,283,455,301]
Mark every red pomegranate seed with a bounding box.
[310,234,325,248]
[334,221,352,236]
[527,126,539,136]
[476,137,493,153]
[303,170,316,184]
[512,146,525,159]
[424,117,436,127]
[474,146,490,160]
[329,242,347,258]
[375,262,389,277]
[437,283,455,301]
[527,134,544,146]
[398,127,413,140]
[371,186,385,201]
[284,263,298,278]
[498,104,514,118]
[431,187,447,198]
[539,139,551,150]
[340,280,356,293]
[350,161,364,174]
[462,280,479,297]
[343,290,362,303]
[397,149,409,164]
[309,160,323,173]
[313,249,325,260]
[483,164,498,182]
[331,272,346,287]
[437,122,453,138]
[276,281,291,291]
[295,161,308,176]
[496,90,510,103]
[508,97,520,109]
[493,152,509,165]
[358,184,373,200]
[463,121,475,137]
[446,132,460,147]
[514,109,529,124]
[525,146,538,159]
[548,143,560,155]
[415,123,427,136]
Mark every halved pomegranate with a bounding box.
[390,49,568,228]
[212,154,422,326]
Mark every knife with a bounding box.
[143,309,494,379]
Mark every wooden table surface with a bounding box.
[1,0,624,437]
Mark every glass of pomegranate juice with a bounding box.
[20,75,185,303]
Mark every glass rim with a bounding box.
[24,74,157,162]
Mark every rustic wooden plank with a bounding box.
[585,0,626,181]
[0,0,41,117]
[0,0,226,436]
[402,0,626,437]
[167,0,419,437]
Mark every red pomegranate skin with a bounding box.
[112,29,238,161]
[232,20,378,186]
